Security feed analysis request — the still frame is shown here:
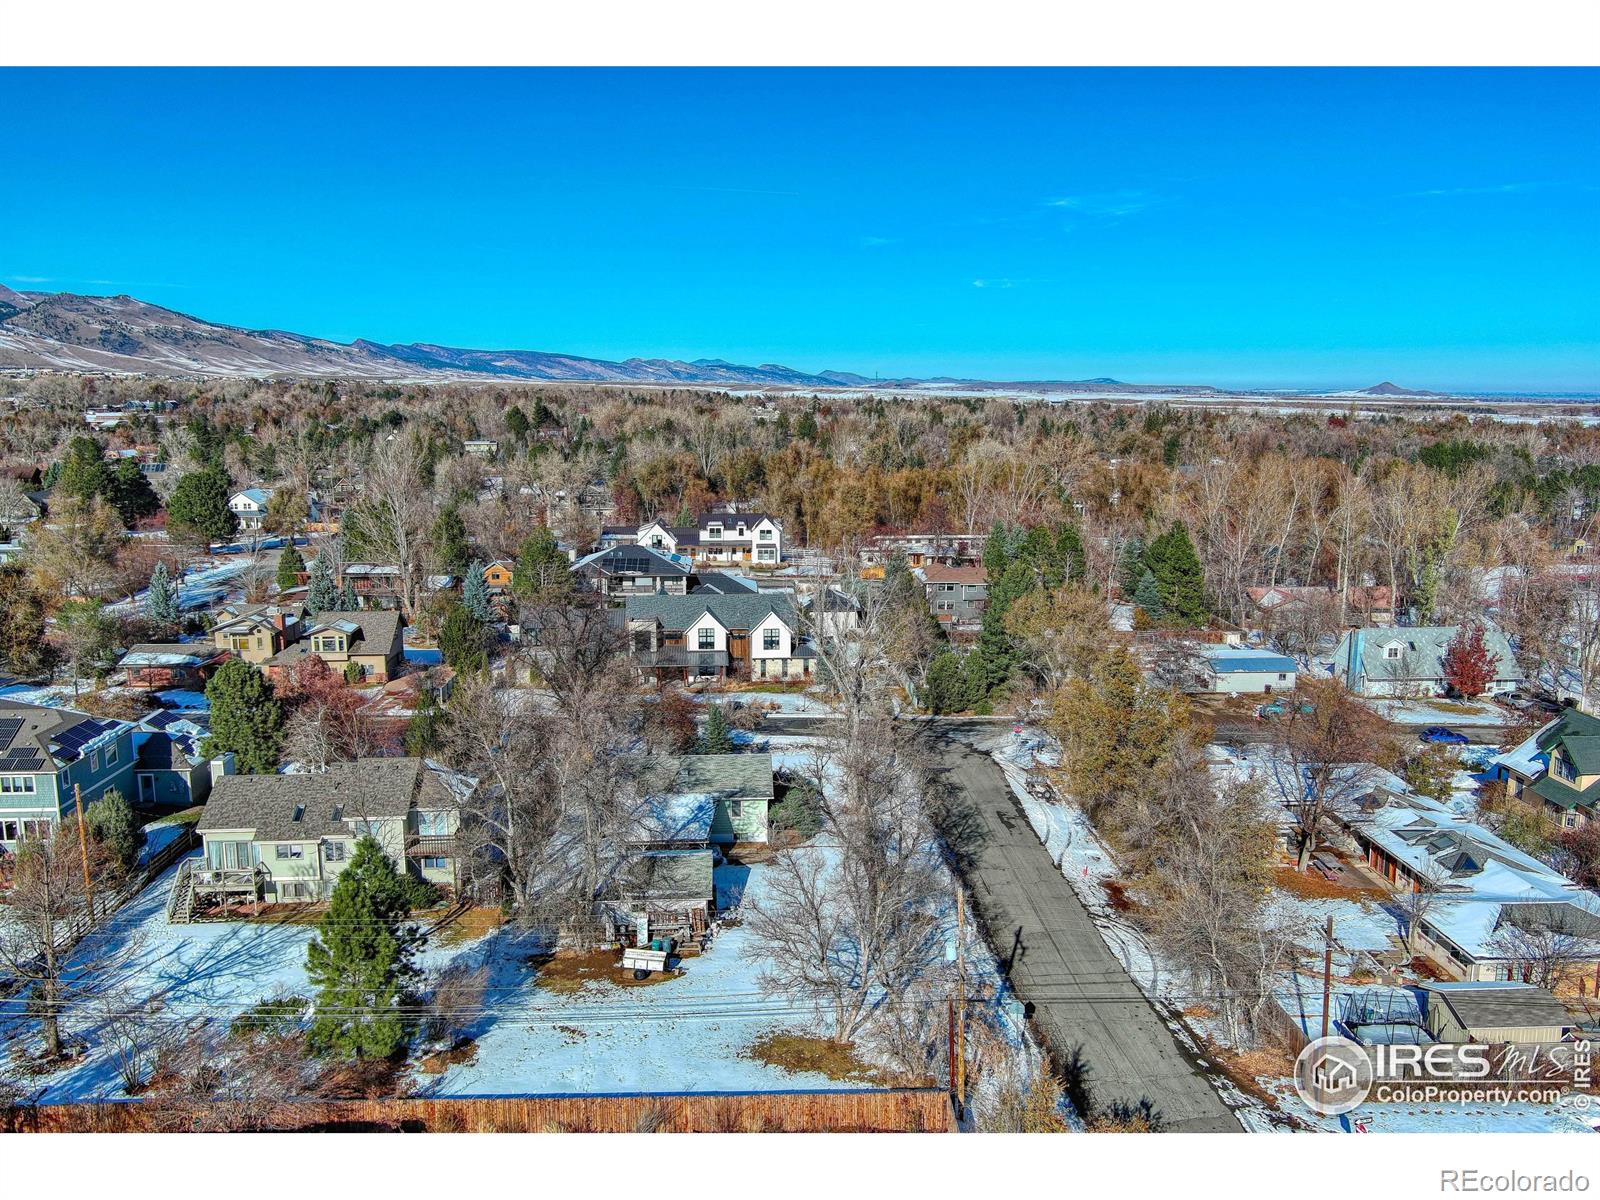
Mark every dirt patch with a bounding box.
[1189,1033,1310,1130]
[1407,954,1448,981]
[723,842,777,865]
[529,949,680,994]
[1102,878,1139,913]
[428,906,503,947]
[418,1038,479,1074]
[744,1032,898,1086]
[1272,865,1381,902]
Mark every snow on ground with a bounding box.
[154,689,208,711]
[0,682,75,707]
[690,689,836,715]
[1370,698,1511,726]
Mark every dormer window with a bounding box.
[1383,644,1402,660]
[1554,751,1577,783]
[708,524,722,540]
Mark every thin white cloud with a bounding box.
[972,278,1040,289]
[7,275,53,284]
[860,235,896,247]
[1046,189,1158,218]
[1405,181,1545,198]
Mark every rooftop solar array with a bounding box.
[0,717,23,749]
[0,751,44,772]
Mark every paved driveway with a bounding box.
[766,714,1242,1132]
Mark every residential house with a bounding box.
[692,572,759,596]
[227,488,272,531]
[262,610,403,684]
[0,485,40,540]
[914,563,987,630]
[622,593,814,682]
[1420,982,1576,1044]
[1490,707,1600,829]
[209,602,303,665]
[1332,625,1522,698]
[860,531,989,572]
[482,559,515,595]
[571,544,693,600]
[601,512,785,570]
[0,701,137,852]
[117,643,232,691]
[189,757,472,910]
[650,752,775,844]
[339,562,406,610]
[1245,584,1394,628]
[602,789,718,945]
[132,710,232,809]
[463,439,499,458]
[1342,776,1600,991]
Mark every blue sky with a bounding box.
[2,68,1596,392]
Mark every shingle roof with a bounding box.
[653,752,775,802]
[266,609,399,666]
[622,593,795,634]
[609,849,715,901]
[196,758,469,841]
[1421,983,1573,1032]
[119,643,224,669]
[916,564,987,586]
[0,700,127,771]
[1334,625,1522,687]
[571,544,692,577]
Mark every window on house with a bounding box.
[88,751,99,771]
[275,844,304,860]
[421,856,448,871]
[763,628,780,651]
[1,819,17,840]
[759,528,773,540]
[22,819,50,840]
[1384,645,1402,660]
[0,775,37,794]
[728,800,743,819]
[106,744,118,765]
[1555,753,1577,782]
[417,810,450,835]
[353,819,381,838]
[707,525,722,540]
[324,841,347,862]
[698,627,716,650]
[1278,673,1287,681]
[208,840,253,870]
[228,635,251,651]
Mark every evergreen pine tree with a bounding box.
[1056,523,1087,585]
[85,789,142,870]
[697,703,735,754]
[462,559,493,621]
[1133,568,1164,619]
[923,651,966,715]
[439,603,488,674]
[1115,536,1146,597]
[1145,521,1208,627]
[982,521,1013,578]
[513,526,571,600]
[167,467,238,544]
[203,660,284,774]
[306,554,338,614]
[431,508,472,577]
[53,436,110,505]
[276,545,306,592]
[107,459,160,527]
[144,561,179,628]
[305,837,422,1060]
[337,582,361,610]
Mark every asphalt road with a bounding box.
[764,715,1242,1132]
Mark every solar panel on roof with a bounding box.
[0,717,23,745]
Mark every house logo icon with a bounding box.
[1293,1036,1374,1116]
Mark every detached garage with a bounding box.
[1196,645,1298,696]
[1421,982,1575,1044]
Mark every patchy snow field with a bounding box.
[14,730,1033,1107]
[1370,698,1511,727]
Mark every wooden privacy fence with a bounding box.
[5,1088,956,1133]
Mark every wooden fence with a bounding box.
[4,1088,956,1133]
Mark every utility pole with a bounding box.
[946,998,957,1110]
[73,783,96,925]
[955,888,967,1118]
[1321,915,1335,1040]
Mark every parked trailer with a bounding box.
[621,947,670,979]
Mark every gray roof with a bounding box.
[623,593,795,634]
[1422,983,1573,1032]
[610,849,715,902]
[265,609,400,665]
[653,752,775,802]
[692,571,759,595]
[1334,625,1522,688]
[572,544,691,577]
[0,700,127,771]
[197,758,468,841]
[119,643,223,668]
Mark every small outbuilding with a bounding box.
[1420,982,1574,1044]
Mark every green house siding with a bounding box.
[58,730,138,813]
[710,797,769,844]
